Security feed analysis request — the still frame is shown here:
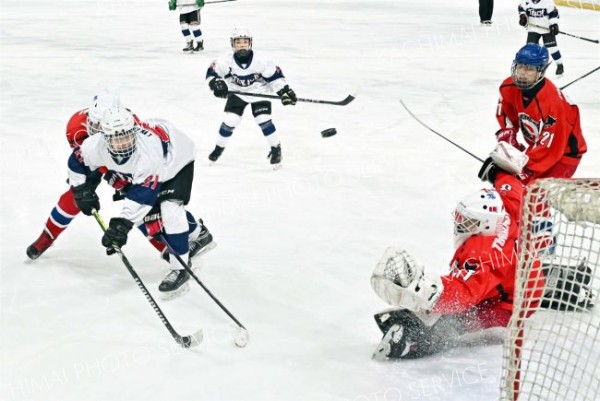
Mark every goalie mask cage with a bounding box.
[500,178,600,401]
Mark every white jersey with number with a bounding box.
[519,0,559,35]
[68,119,196,223]
[177,0,201,14]
[206,51,288,104]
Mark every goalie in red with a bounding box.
[371,187,535,359]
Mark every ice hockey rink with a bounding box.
[1,1,599,400]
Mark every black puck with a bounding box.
[321,128,337,138]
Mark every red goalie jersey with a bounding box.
[496,77,587,184]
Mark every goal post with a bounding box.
[500,178,600,401]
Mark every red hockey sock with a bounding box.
[44,188,80,239]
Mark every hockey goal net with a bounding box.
[500,178,600,401]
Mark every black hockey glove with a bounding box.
[550,24,559,35]
[209,78,228,98]
[478,157,500,184]
[519,14,528,27]
[276,85,297,106]
[101,217,133,254]
[72,183,100,216]
[168,0,176,11]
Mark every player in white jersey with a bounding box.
[518,0,564,75]
[168,0,204,52]
[68,106,215,297]
[205,27,297,169]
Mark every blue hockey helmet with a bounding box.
[511,44,550,90]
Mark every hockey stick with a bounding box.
[560,66,600,90]
[399,99,484,163]
[158,234,250,347]
[227,90,356,106]
[527,24,599,44]
[92,211,203,348]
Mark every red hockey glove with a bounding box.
[144,212,164,238]
[103,171,132,191]
[495,128,525,151]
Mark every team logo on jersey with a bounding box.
[231,73,260,87]
[519,113,540,142]
[529,9,545,17]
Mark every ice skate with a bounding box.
[193,41,204,51]
[208,145,224,164]
[268,144,282,170]
[189,222,216,259]
[182,41,194,53]
[26,231,54,260]
[159,269,191,300]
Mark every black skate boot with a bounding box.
[182,41,194,52]
[26,231,54,260]
[268,144,282,169]
[194,41,204,51]
[208,145,225,162]
[189,221,216,259]
[159,269,190,299]
[556,64,564,76]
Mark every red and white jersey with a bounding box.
[68,119,195,223]
[496,77,586,182]
[206,51,287,103]
[433,187,525,315]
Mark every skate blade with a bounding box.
[272,163,282,171]
[159,281,190,301]
[190,242,217,259]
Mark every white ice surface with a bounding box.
[1,1,599,400]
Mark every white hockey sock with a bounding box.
[265,133,280,147]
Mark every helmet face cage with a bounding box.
[452,190,506,246]
[100,106,137,161]
[230,28,252,52]
[511,44,550,90]
[104,127,137,159]
[86,91,120,137]
[86,117,103,137]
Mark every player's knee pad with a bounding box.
[254,113,276,136]
[223,112,242,129]
[160,200,188,235]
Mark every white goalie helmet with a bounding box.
[87,91,120,136]
[230,27,252,52]
[453,189,507,248]
[100,106,137,163]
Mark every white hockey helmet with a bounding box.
[230,27,252,51]
[87,91,120,136]
[452,189,507,248]
[100,106,137,163]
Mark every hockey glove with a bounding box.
[209,78,228,98]
[276,85,298,106]
[102,218,133,254]
[143,212,164,238]
[478,157,499,184]
[550,24,559,35]
[519,14,528,27]
[196,0,204,7]
[168,0,177,11]
[72,183,100,216]
[103,171,131,191]
[495,128,525,151]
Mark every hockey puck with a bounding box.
[321,128,337,138]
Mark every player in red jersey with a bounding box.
[26,93,215,262]
[370,187,547,359]
[479,43,586,189]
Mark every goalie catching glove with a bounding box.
[370,247,443,321]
